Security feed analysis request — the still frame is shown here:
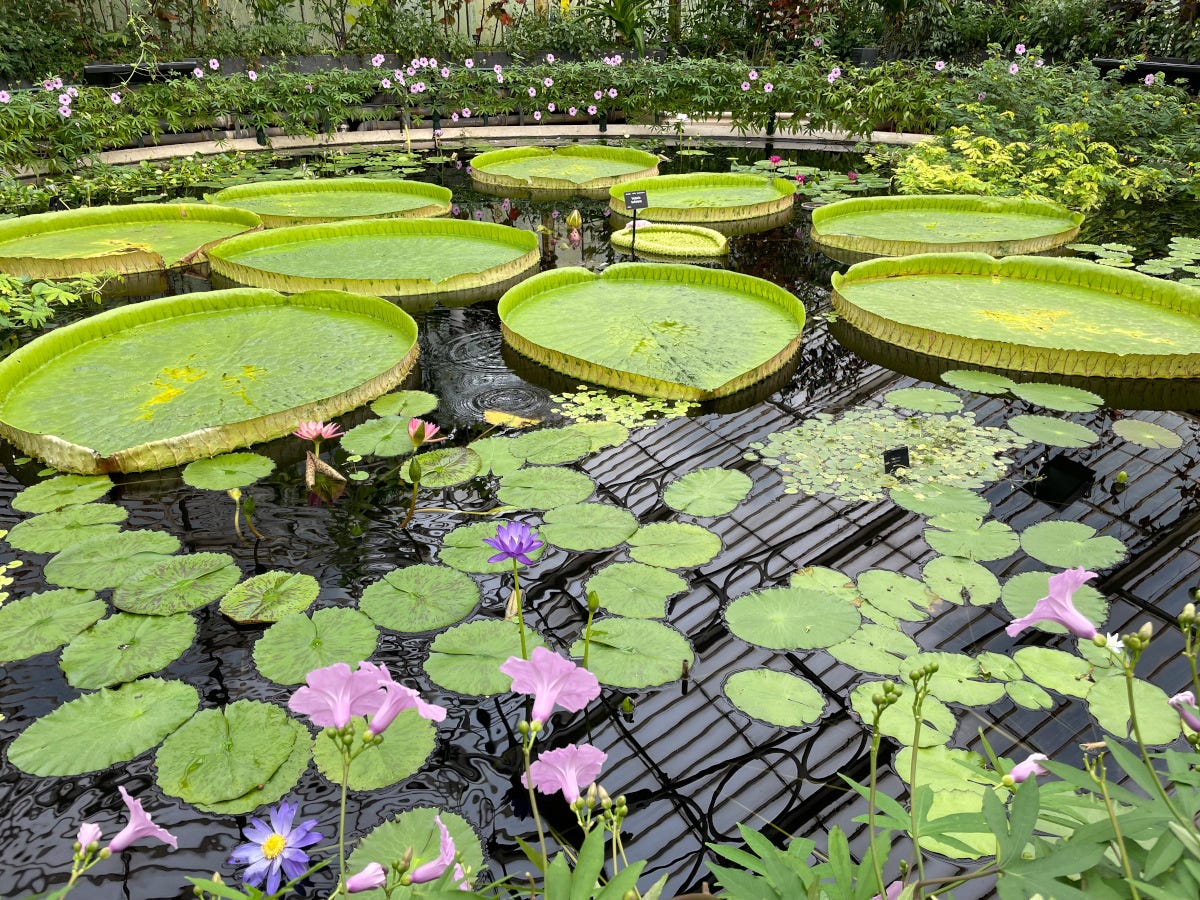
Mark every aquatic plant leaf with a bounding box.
[472,144,659,191]
[425,620,547,695]
[827,624,919,675]
[207,178,451,227]
[341,416,417,458]
[312,711,435,791]
[359,564,479,632]
[975,652,1024,681]
[509,426,593,464]
[723,670,826,727]
[856,570,936,622]
[611,223,729,258]
[1001,570,1110,635]
[1019,521,1127,569]
[1007,415,1098,448]
[44,530,181,589]
[0,589,104,663]
[370,390,438,419]
[60,612,196,689]
[884,387,963,413]
[788,566,860,603]
[219,571,320,623]
[1111,418,1183,450]
[851,682,955,747]
[609,173,795,223]
[9,678,198,776]
[12,475,113,513]
[921,555,1000,606]
[347,809,484,899]
[571,420,632,452]
[113,552,241,615]
[156,700,298,805]
[939,370,1018,395]
[400,446,481,488]
[1087,676,1180,744]
[541,503,639,552]
[1006,680,1053,710]
[663,468,752,516]
[551,387,698,429]
[585,562,687,619]
[1014,646,1094,698]
[1010,382,1104,412]
[889,483,990,519]
[4,504,127,553]
[910,652,1005,706]
[924,514,1018,562]
[468,436,524,476]
[182,453,275,491]
[725,586,861,650]
[254,609,378,685]
[484,410,541,428]
[439,520,546,574]
[199,718,311,815]
[569,618,693,689]
[497,466,596,510]
[628,522,721,568]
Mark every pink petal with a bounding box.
[501,647,599,723]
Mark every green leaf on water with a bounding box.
[113,552,241,615]
[347,809,484,899]
[662,468,752,516]
[1019,521,1127,569]
[1006,680,1053,710]
[856,570,936,622]
[44,530,182,589]
[341,416,415,458]
[509,426,593,464]
[200,718,312,815]
[439,520,546,573]
[219,571,320,623]
[359,564,479,632]
[254,608,379,685]
[370,390,438,418]
[541,503,639,552]
[924,514,1019,562]
[182,452,275,491]
[60,612,196,689]
[884,387,964,413]
[572,420,631,452]
[922,555,1000,606]
[628,522,721,568]
[425,620,546,695]
[940,370,1018,395]
[851,682,955,747]
[1111,418,1183,450]
[725,586,861,650]
[889,483,991,519]
[1010,382,1103,412]
[468,436,524,476]
[1001,570,1110,635]
[570,617,694,689]
[723,669,826,727]
[827,623,919,675]
[1087,676,1180,744]
[1013,646,1094,698]
[497,466,596,510]
[312,711,436,790]
[909,652,1005,706]
[4,504,128,553]
[585,562,687,619]
[0,589,104,663]
[1007,415,1098,448]
[12,474,113,513]
[400,447,481,488]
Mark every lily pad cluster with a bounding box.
[1068,235,1200,286]
[551,386,698,429]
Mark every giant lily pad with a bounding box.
[471,145,659,198]
[725,586,861,650]
[723,669,826,727]
[9,678,199,776]
[663,468,752,516]
[43,530,181,589]
[610,223,729,258]
[312,711,437,791]
[569,617,693,688]
[425,620,547,695]
[219,571,321,623]
[1019,521,1127,569]
[4,504,128,553]
[207,178,452,227]
[438,520,546,574]
[609,173,795,223]
[585,562,687,619]
[0,288,419,473]
[0,589,104,663]
[541,503,639,552]
[254,608,379,685]
[359,564,480,632]
[831,254,1200,378]
[11,474,113,513]
[499,264,806,401]
[113,552,241,615]
[497,466,596,509]
[347,809,484,899]
[182,453,275,491]
[60,612,196,689]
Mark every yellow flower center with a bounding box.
[262,833,287,859]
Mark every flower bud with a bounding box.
[1138,622,1153,642]
[530,719,543,733]
[620,697,634,714]
[1116,470,1128,484]
[518,720,530,735]
[1001,774,1015,787]
[587,590,600,613]
[1092,633,1107,647]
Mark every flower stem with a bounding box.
[867,729,887,896]
[522,735,549,870]
[1091,755,1141,900]
[513,559,528,660]
[337,743,351,897]
[399,477,420,529]
[582,602,596,671]
[1123,663,1188,826]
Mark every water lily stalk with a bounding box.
[908,664,937,885]
[513,559,528,659]
[520,726,549,869]
[399,457,422,529]
[582,591,599,671]
[1089,753,1141,900]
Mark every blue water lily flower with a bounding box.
[228,801,323,894]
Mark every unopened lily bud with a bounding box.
[620,697,634,714]
[1116,470,1128,484]
[587,590,600,613]
[566,209,582,229]
[1092,633,1107,647]
[1139,622,1153,642]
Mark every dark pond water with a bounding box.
[1,144,1199,898]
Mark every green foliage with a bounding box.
[502,9,610,61]
[0,272,108,335]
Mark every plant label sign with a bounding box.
[883,447,910,474]
[623,190,649,211]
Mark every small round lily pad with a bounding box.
[359,564,480,632]
[43,530,181,589]
[341,417,415,458]
[401,446,482,488]
[1019,521,1127,569]
[725,586,861,650]
[723,669,826,727]
[1111,418,1183,450]
[509,426,594,464]
[1007,415,1098,448]
[425,620,547,695]
[12,474,113,513]
[60,612,196,689]
[851,681,956,747]
[828,624,920,675]
[940,370,1018,395]
[663,468,752,516]
[1010,382,1104,412]
[312,711,437,791]
[924,514,1018,562]
[370,390,438,418]
[628,522,721,568]
[884,387,963,413]
[4,504,128,554]
[219,571,321,623]
[889,483,990,519]
[113,552,241,615]
[570,617,694,688]
[0,588,105,664]
[856,570,936,623]
[254,608,379,685]
[468,437,524,476]
[922,555,1000,606]
[540,503,639,552]
[585,562,687,618]
[182,452,275,491]
[1087,676,1179,745]
[497,466,596,510]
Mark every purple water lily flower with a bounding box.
[484,522,543,566]
[1170,691,1200,731]
[501,646,600,724]
[228,801,322,895]
[523,743,607,804]
[107,787,178,852]
[1006,567,1099,639]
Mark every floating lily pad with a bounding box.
[347,809,484,899]
[1006,680,1053,710]
[725,586,861,650]
[1002,571,1110,635]
[401,446,481,488]
[0,588,104,663]
[509,426,594,465]
[183,453,276,491]
[201,718,312,816]
[219,571,320,623]
[1019,521,1127,569]
[572,421,631,452]
[911,652,1006,706]
[924,514,1018,562]
[921,555,1000,606]
[43,530,181,589]
[254,608,379,685]
[9,678,199,776]
[1087,676,1180,744]
[207,178,452,227]
[113,552,241,615]
[851,682,956,747]
[1014,646,1094,698]
[438,520,546,574]
[827,624,919,675]
[723,670,826,727]
[788,567,860,604]
[569,617,693,689]
[1111,418,1183,450]
[497,467,596,510]
[425,620,546,695]
[472,144,659,196]
[1010,382,1104,412]
[5,504,127,553]
[628,522,721,568]
[611,223,729,258]
[663,468,752,516]
[60,612,196,689]
[585,562,688,619]
[156,700,298,806]
[856,570,936,622]
[541,503,639,552]
[12,474,113,513]
[1007,415,1098,448]
[359,565,479,633]
[940,370,1018,395]
[312,711,437,791]
[342,417,416,458]
[975,652,1024,682]
[370,390,438,419]
[889,483,990,519]
[884,387,963,413]
[468,437,524,476]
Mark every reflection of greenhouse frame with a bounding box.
[608,172,795,222]
[205,178,453,228]
[469,145,660,199]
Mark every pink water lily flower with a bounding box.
[107,787,179,852]
[347,861,387,892]
[294,420,344,442]
[523,743,607,804]
[1006,567,1099,639]
[501,646,600,724]
[288,662,383,729]
[77,822,103,848]
[1009,753,1050,783]
[408,417,444,448]
[768,155,782,165]
[1170,691,1200,731]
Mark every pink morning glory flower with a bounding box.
[1145,73,1155,85]
[42,78,55,90]
[419,56,429,67]
[209,58,220,70]
[110,92,121,104]
[497,73,504,83]
[347,862,387,892]
[935,60,946,71]
[430,58,438,67]
[830,66,841,78]
[484,521,543,566]
[500,646,600,724]
[372,53,385,67]
[546,53,555,62]
[528,86,537,97]
[451,112,460,122]
[1009,753,1050,783]
[107,787,179,853]
[534,110,542,120]
[764,83,773,92]
[293,420,344,442]
[523,743,607,804]
[1170,691,1200,731]
[410,816,459,884]
[0,91,9,103]
[493,64,503,74]
[1015,43,1026,55]
[607,87,617,98]
[381,78,392,89]
[51,76,63,89]
[58,105,71,117]
[462,107,471,116]
[870,881,905,900]
[1009,63,1019,74]
[248,70,258,81]
[741,81,750,90]
[813,37,823,47]
[228,801,322,895]
[594,89,603,100]
[77,822,103,848]
[569,106,578,116]
[587,105,597,115]
[1006,567,1099,639]
[58,93,71,105]
[547,102,555,111]
[544,77,553,87]
[748,70,758,80]
[357,661,446,736]
[288,662,383,729]
[465,58,474,68]
[407,66,416,76]
[441,67,450,78]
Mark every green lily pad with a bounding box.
[113,552,242,615]
[0,589,104,663]
[788,566,860,601]
[347,809,484,899]
[341,416,415,458]
[9,678,199,776]
[182,452,275,491]
[856,570,936,622]
[60,612,196,689]
[509,426,594,464]
[1006,680,1053,710]
[425,620,546,695]
[924,514,1018,562]
[585,562,687,618]
[572,420,632,452]
[889,483,990,519]
[910,652,1005,706]
[723,669,826,727]
[497,466,596,510]
[219,571,321,623]
[43,530,182,589]
[922,555,1000,606]
[468,436,524,476]
[1019,521,1127,569]
[663,468,752,516]
[254,608,379,685]
[1007,415,1098,448]
[155,700,298,806]
[4,504,128,553]
[1014,646,1094,698]
[1010,382,1104,412]
[628,522,721,568]
[541,503,639,552]
[312,711,436,790]
[940,370,1018,395]
[12,474,113,513]
[827,624,919,675]
[725,586,861,650]
[884,387,963,413]
[360,564,480,632]
[570,617,693,689]
[401,446,481,488]
[370,390,438,418]
[1001,570,1110,635]
[851,681,956,747]
[1111,418,1183,450]
[439,520,546,574]
[975,652,1024,681]
[200,718,312,815]
[1087,676,1180,744]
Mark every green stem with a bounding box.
[867,729,887,896]
[337,746,351,897]
[912,865,999,894]
[522,736,549,870]
[514,559,528,660]
[1124,664,1189,826]
[399,477,420,529]
[1186,632,1200,699]
[909,682,928,885]
[1094,757,1142,900]
[582,603,596,671]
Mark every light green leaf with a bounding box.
[1007,415,1098,448]
[60,612,196,689]
[219,571,320,623]
[312,711,436,790]
[509,426,594,464]
[254,608,379,685]
[370,390,438,418]
[924,514,1018,562]
[663,468,752,516]
[1014,646,1094,698]
[401,446,481,488]
[856,570,936,622]
[885,387,964,413]
[1006,680,1053,709]
[911,652,1005,706]
[113,552,241,615]
[1001,570,1110,635]
[1111,418,1183,450]
[851,682,955,747]
[425,620,546,695]
[1010,382,1103,412]
[569,617,693,688]
[940,370,1018,395]
[4,504,127,553]
[723,670,826,727]
[572,420,631,452]
[586,562,687,619]
[889,483,990,519]
[347,809,484,899]
[468,436,524,476]
[200,718,312,815]
[497,466,596,510]
[43,530,181,589]
[628,522,721,568]
[1019,521,1127,569]
[827,624,919,675]
[541,503,639,552]
[182,452,275,490]
[1087,676,1180,744]
[922,555,1000,606]
[359,564,479,632]
[0,588,104,663]
[12,474,113,513]
[725,586,861,650]
[342,416,415,458]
